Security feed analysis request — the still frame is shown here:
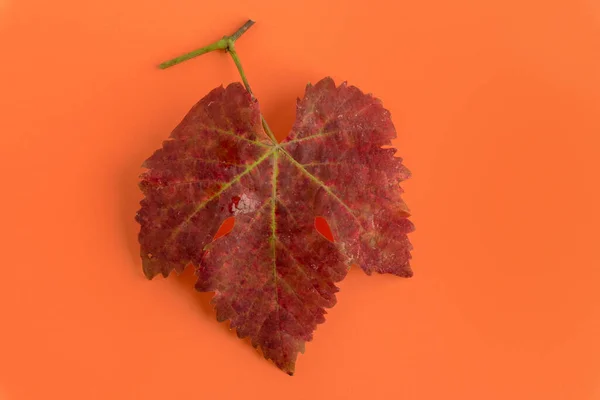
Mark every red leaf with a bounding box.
[136,77,414,374]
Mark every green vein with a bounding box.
[270,150,282,348]
[300,161,345,168]
[199,125,272,148]
[279,149,361,226]
[282,99,378,146]
[158,156,245,167]
[168,148,275,242]
[281,129,340,145]
[154,177,229,189]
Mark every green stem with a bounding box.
[158,38,228,69]
[159,20,254,70]
[159,19,278,144]
[226,45,253,97]
[261,116,276,142]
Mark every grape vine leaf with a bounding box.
[136,77,414,375]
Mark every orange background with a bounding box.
[1,0,600,399]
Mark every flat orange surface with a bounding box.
[1,1,600,399]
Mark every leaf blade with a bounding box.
[136,77,414,374]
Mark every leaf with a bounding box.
[136,77,414,375]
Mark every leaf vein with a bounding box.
[167,148,275,244]
[199,125,271,147]
[280,149,363,229]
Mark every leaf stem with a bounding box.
[159,19,278,143]
[158,38,228,69]
[159,20,255,70]
[226,44,254,97]
[261,116,276,143]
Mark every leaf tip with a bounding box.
[142,260,157,280]
[402,267,414,278]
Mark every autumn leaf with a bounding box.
[136,21,414,375]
